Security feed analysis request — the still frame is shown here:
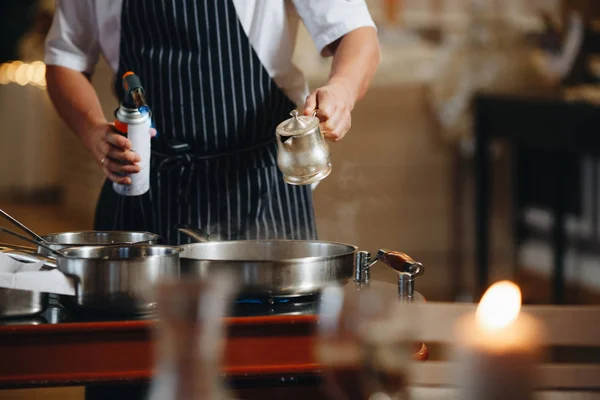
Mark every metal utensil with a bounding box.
[0,208,47,243]
[36,231,162,257]
[0,227,66,257]
[177,228,424,299]
[0,288,48,318]
[0,242,37,253]
[5,244,183,315]
[276,110,332,185]
[56,244,183,315]
[176,226,208,243]
[0,206,161,255]
[0,227,161,258]
[0,229,67,319]
[0,246,51,319]
[0,227,176,316]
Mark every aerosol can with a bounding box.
[113,71,152,196]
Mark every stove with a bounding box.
[0,280,413,326]
[0,292,324,326]
[233,293,321,317]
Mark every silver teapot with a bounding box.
[275,110,332,185]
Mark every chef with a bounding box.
[44,0,380,246]
[44,2,379,397]
[45,0,382,248]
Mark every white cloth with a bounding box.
[0,252,76,296]
[44,0,376,107]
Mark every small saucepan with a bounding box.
[0,208,160,255]
[0,208,163,318]
[0,228,182,316]
[35,231,161,257]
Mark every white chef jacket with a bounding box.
[44,0,377,107]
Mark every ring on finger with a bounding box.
[100,157,106,165]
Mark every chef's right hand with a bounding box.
[83,122,152,185]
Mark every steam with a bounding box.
[335,200,361,245]
[315,159,395,246]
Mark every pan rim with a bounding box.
[41,230,162,247]
[180,239,359,263]
[58,244,183,261]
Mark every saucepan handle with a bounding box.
[0,242,37,254]
[375,249,424,278]
[177,225,210,243]
[355,249,424,300]
[377,249,424,301]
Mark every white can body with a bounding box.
[113,117,151,196]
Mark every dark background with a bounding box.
[0,0,39,63]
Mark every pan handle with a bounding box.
[3,250,57,270]
[0,208,47,243]
[378,249,424,301]
[376,249,424,277]
[355,249,424,301]
[177,226,209,243]
[0,242,37,253]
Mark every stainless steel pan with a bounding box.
[36,231,161,256]
[0,208,161,254]
[0,244,49,319]
[0,231,161,318]
[1,232,182,316]
[178,228,424,298]
[0,288,48,319]
[0,208,163,317]
[180,240,357,296]
[52,244,182,315]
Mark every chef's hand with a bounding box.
[303,77,355,142]
[83,122,156,185]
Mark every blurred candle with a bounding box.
[454,281,543,400]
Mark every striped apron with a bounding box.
[93,0,318,245]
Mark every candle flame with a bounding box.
[476,281,522,332]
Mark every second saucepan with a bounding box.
[7,244,182,316]
[0,207,161,256]
[35,231,162,256]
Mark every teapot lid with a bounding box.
[276,110,320,137]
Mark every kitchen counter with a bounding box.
[0,298,428,398]
[0,296,321,389]
[0,313,319,388]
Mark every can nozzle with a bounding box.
[122,71,149,113]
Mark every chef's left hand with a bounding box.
[303,77,355,142]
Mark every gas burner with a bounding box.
[231,293,321,317]
[33,294,322,324]
[231,302,318,317]
[235,293,320,305]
